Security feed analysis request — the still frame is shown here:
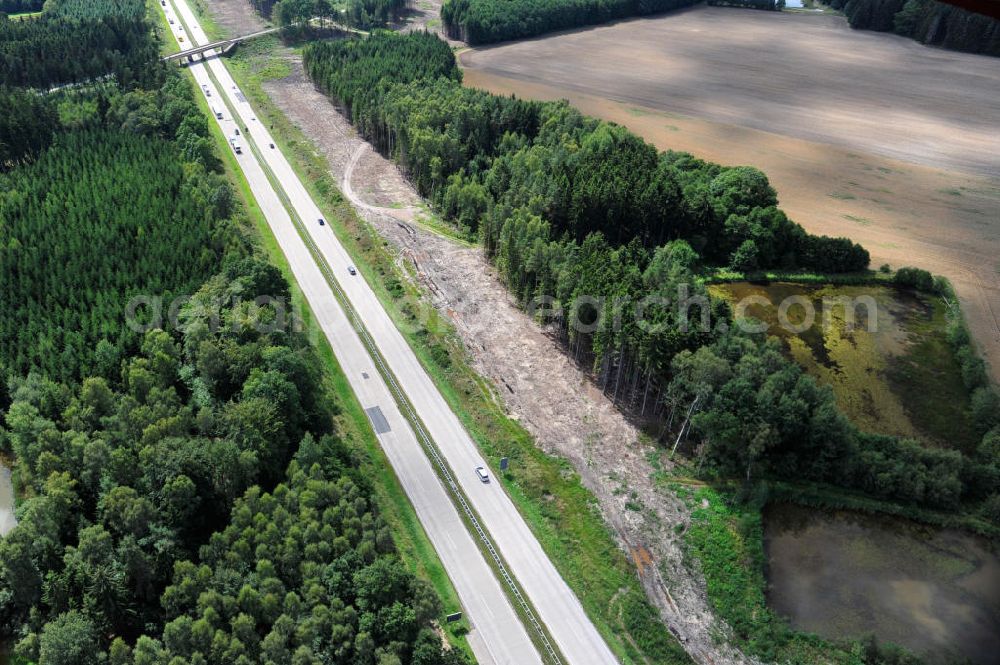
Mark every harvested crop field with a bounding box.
[460,5,1000,384]
[459,6,1000,175]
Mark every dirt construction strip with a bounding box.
[342,143,418,222]
[253,49,755,665]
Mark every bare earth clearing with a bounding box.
[205,1,753,662]
[461,5,1000,384]
[264,57,753,665]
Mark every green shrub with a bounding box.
[441,0,702,44]
[430,342,453,369]
[971,389,1000,433]
[893,266,934,292]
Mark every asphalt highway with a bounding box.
[159,3,618,663]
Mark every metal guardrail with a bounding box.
[352,289,564,665]
[284,178,565,665]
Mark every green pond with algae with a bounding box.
[709,282,978,451]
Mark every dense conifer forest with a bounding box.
[0,0,159,89]
[832,0,1000,56]
[0,127,232,382]
[441,0,703,43]
[340,0,407,27]
[0,3,469,663]
[49,0,147,20]
[252,0,407,28]
[303,31,1000,522]
[0,41,235,382]
[0,0,42,14]
[0,85,58,167]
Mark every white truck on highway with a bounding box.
[210,104,222,119]
[229,136,242,154]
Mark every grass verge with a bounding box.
[672,482,856,665]
[186,0,228,41]
[222,33,690,665]
[205,63,561,659]
[148,0,179,55]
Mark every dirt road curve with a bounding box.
[460,6,1000,383]
[202,2,993,660]
[257,47,756,665]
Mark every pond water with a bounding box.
[765,503,1000,664]
[0,465,14,537]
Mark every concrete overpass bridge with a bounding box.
[162,27,279,62]
[163,21,367,63]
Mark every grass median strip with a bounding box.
[222,81,563,665]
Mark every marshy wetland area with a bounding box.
[707,280,1000,663]
[709,281,978,450]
